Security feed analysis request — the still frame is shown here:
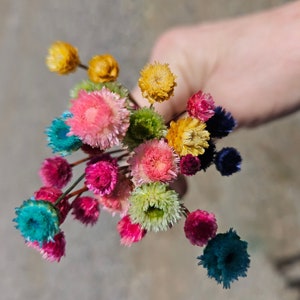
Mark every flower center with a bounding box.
[145,206,164,219]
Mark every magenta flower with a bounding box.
[34,186,70,224]
[180,154,201,176]
[128,139,179,185]
[117,215,146,246]
[39,156,72,189]
[66,88,130,149]
[27,231,66,262]
[71,196,100,226]
[187,90,215,122]
[97,173,132,217]
[184,209,217,246]
[85,157,118,196]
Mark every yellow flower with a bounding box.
[138,62,177,104]
[46,41,80,75]
[166,117,210,156]
[88,54,119,83]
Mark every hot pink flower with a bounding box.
[184,209,217,246]
[26,231,66,262]
[85,157,118,196]
[39,156,72,189]
[97,173,132,217]
[117,215,146,246]
[187,90,215,122]
[66,88,130,149]
[71,196,100,226]
[34,186,70,224]
[128,139,179,185]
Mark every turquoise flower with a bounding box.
[46,111,82,156]
[197,228,250,289]
[14,199,60,245]
[128,182,182,232]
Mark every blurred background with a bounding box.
[1,0,300,299]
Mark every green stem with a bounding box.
[54,173,85,206]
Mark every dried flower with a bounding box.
[198,228,250,289]
[138,62,176,104]
[215,147,242,176]
[39,156,72,189]
[180,154,201,176]
[166,117,210,156]
[198,141,216,172]
[46,41,80,75]
[129,182,182,232]
[117,215,146,246]
[88,54,119,83]
[184,209,217,246]
[14,199,60,245]
[187,90,215,122]
[129,139,179,185]
[66,88,130,149]
[71,196,100,226]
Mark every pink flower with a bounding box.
[26,231,66,262]
[180,154,201,176]
[39,156,72,189]
[187,90,215,122]
[117,215,146,246]
[128,139,179,185]
[34,186,70,224]
[71,196,100,226]
[97,173,132,217]
[66,88,130,149]
[85,157,118,196]
[184,209,217,246]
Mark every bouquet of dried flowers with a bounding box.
[13,41,250,289]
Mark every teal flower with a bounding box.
[46,111,82,156]
[14,199,60,245]
[128,182,182,232]
[123,107,167,150]
[197,228,250,289]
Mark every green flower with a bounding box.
[70,79,129,99]
[128,182,182,232]
[123,107,166,150]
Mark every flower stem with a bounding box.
[70,156,91,167]
[66,186,88,200]
[54,173,85,206]
[79,63,88,70]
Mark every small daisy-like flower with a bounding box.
[198,228,250,289]
[26,231,66,262]
[97,173,132,217]
[85,157,118,196]
[166,117,210,156]
[117,215,147,247]
[138,62,177,104]
[129,139,179,185]
[187,90,215,122]
[205,106,237,138]
[198,141,216,172]
[39,156,72,189]
[66,88,130,149]
[46,41,80,75]
[180,154,201,176]
[215,147,242,176]
[71,196,100,226]
[128,182,182,232]
[34,186,70,224]
[123,107,167,150]
[46,112,82,156]
[88,54,119,83]
[184,209,217,246]
[14,199,60,245]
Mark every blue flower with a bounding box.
[14,199,60,245]
[205,106,236,138]
[46,111,82,156]
[198,140,216,171]
[197,228,250,289]
[215,147,242,176]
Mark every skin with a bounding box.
[132,1,300,128]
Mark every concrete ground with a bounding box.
[1,0,300,299]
